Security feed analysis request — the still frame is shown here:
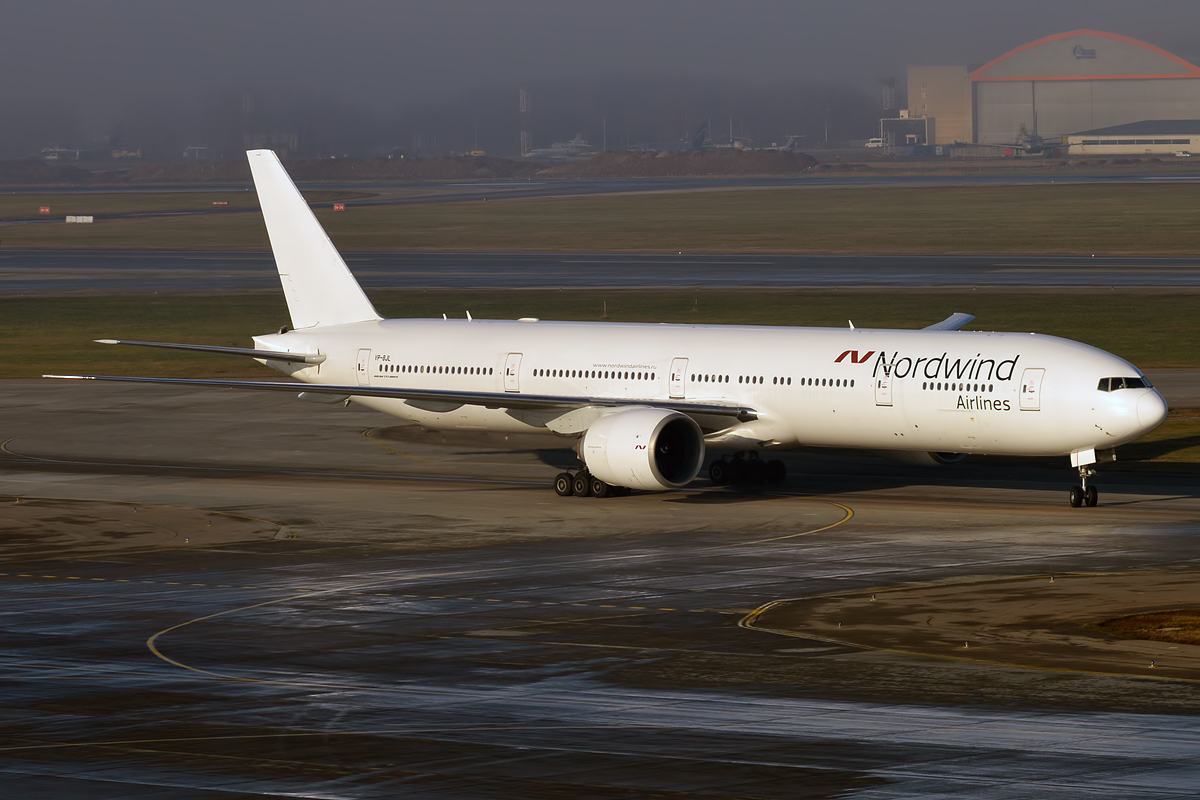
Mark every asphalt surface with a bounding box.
[5,249,1200,294]
[1,381,1198,798]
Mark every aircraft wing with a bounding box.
[43,374,758,422]
[95,339,326,364]
[922,312,975,331]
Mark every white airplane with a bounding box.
[48,149,1168,508]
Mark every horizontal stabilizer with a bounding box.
[95,339,325,364]
[923,312,975,331]
[43,374,757,422]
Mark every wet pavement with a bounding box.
[0,382,1198,797]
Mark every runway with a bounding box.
[1,381,1198,797]
[5,249,1200,294]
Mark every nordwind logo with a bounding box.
[869,350,1020,381]
[834,350,876,364]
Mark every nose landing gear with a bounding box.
[1070,465,1099,508]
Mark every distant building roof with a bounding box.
[972,30,1200,82]
[1072,119,1200,136]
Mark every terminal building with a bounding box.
[903,30,1200,154]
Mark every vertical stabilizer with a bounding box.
[247,149,380,329]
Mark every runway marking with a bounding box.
[146,569,482,684]
[733,498,854,546]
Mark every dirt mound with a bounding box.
[0,160,94,184]
[543,149,819,178]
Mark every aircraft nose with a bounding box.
[1137,390,1168,431]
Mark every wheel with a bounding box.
[745,458,766,485]
[554,472,574,497]
[1069,486,1083,507]
[572,472,590,497]
[727,457,747,485]
[709,460,729,485]
[589,476,612,498]
[1085,486,1098,507]
[766,459,786,484]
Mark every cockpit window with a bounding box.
[1098,376,1150,392]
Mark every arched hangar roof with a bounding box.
[971,30,1200,82]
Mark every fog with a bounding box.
[3,0,1199,158]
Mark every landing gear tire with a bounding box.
[766,459,786,484]
[709,460,729,486]
[571,472,590,498]
[1071,464,1100,508]
[589,476,612,498]
[554,472,574,497]
[1069,486,1083,508]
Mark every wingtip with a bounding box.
[94,339,119,345]
[43,374,89,380]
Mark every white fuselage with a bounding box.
[254,318,1167,458]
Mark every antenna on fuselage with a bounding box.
[849,320,856,329]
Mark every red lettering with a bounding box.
[835,350,876,364]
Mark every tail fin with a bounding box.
[247,149,380,329]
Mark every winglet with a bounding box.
[923,312,975,331]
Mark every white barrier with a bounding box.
[65,215,94,224]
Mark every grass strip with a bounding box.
[5,183,1200,253]
[2,288,1195,378]
[1098,610,1200,646]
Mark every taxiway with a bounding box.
[0,380,1198,797]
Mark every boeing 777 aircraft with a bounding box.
[49,150,1168,507]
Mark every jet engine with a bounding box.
[581,408,705,490]
[885,451,968,467]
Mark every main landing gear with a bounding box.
[1069,465,1099,508]
[553,469,631,498]
[708,451,786,487]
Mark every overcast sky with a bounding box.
[6,0,1200,114]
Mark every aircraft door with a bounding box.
[874,368,892,406]
[670,358,688,399]
[504,352,523,392]
[1020,367,1045,410]
[356,348,371,386]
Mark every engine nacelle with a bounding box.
[884,450,968,467]
[581,408,705,490]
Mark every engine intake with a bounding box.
[581,408,705,491]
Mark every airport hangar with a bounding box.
[896,29,1200,154]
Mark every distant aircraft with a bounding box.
[49,150,1168,507]
[1003,122,1065,155]
[524,134,594,161]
